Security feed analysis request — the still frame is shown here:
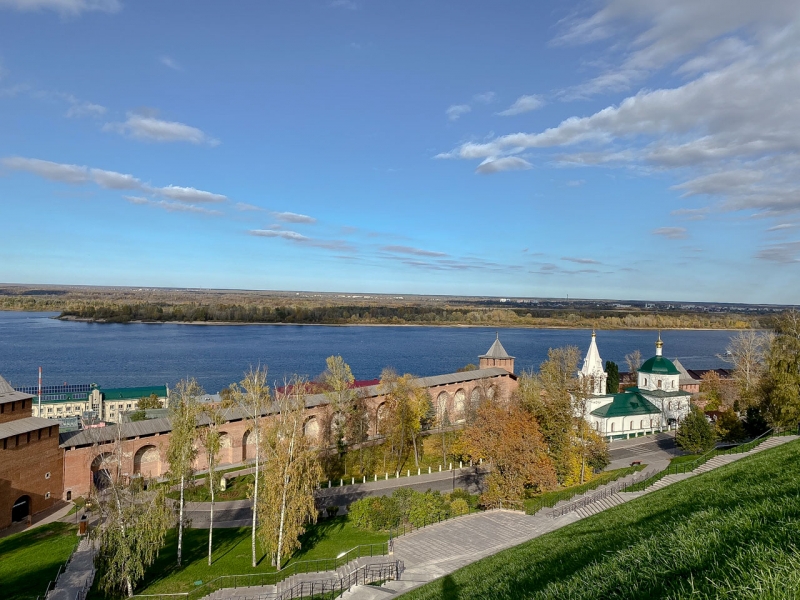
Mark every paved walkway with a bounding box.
[0,501,75,539]
[46,536,96,600]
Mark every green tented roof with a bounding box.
[101,386,167,401]
[639,356,680,375]
[590,392,662,418]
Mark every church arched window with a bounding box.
[610,422,615,432]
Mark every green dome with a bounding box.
[639,355,680,375]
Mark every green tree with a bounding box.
[760,311,800,428]
[320,355,356,477]
[230,366,271,568]
[259,377,322,567]
[137,393,162,410]
[605,360,620,394]
[198,402,225,566]
[675,404,716,453]
[92,425,173,597]
[379,370,429,471]
[166,378,201,567]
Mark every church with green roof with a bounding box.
[578,333,692,440]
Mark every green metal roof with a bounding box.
[639,356,680,376]
[590,392,662,418]
[101,386,167,401]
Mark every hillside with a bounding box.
[400,439,800,599]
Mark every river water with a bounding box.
[0,311,735,394]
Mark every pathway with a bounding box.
[46,536,96,600]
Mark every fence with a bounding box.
[624,426,792,493]
[524,464,646,515]
[37,537,82,600]
[550,468,659,518]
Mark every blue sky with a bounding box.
[1,0,799,303]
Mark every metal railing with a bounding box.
[38,536,82,600]
[385,501,484,539]
[624,426,791,493]
[550,468,659,518]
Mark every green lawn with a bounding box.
[669,453,701,465]
[0,522,79,600]
[88,517,389,599]
[166,473,255,503]
[401,438,800,600]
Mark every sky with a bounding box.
[1,0,799,304]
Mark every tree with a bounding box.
[720,329,772,408]
[605,360,620,394]
[379,370,429,471]
[92,425,173,597]
[138,393,162,410]
[625,350,642,379]
[700,370,723,411]
[345,388,372,476]
[675,404,716,453]
[198,403,225,566]
[165,378,201,567]
[320,356,355,477]
[463,401,557,507]
[715,409,747,442]
[259,377,322,568]
[230,366,271,568]
[760,311,800,428]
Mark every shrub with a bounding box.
[450,498,469,516]
[676,404,716,453]
[408,490,450,528]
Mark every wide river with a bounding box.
[0,311,735,393]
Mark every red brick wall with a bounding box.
[0,425,63,530]
[0,398,32,424]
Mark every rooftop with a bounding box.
[639,355,680,376]
[0,374,33,406]
[480,335,514,359]
[590,392,662,418]
[0,416,57,440]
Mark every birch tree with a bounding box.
[230,366,271,568]
[379,370,427,471]
[720,329,772,407]
[259,376,322,568]
[166,378,201,567]
[198,403,224,566]
[92,425,173,597]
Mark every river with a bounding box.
[0,311,735,393]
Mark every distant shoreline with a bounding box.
[55,315,746,332]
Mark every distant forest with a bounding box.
[49,302,759,329]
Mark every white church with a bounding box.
[578,332,691,440]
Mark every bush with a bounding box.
[450,498,469,516]
[408,491,450,528]
[349,488,477,531]
[716,409,747,442]
[676,405,716,453]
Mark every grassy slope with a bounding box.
[89,517,389,598]
[401,439,800,600]
[0,522,78,600]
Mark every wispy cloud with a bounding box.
[104,112,218,145]
[473,91,496,104]
[2,156,90,184]
[382,245,448,258]
[156,185,227,204]
[125,196,222,216]
[271,211,317,224]
[160,56,181,71]
[90,168,141,190]
[767,223,796,232]
[497,94,545,116]
[446,104,471,122]
[235,202,267,212]
[755,241,800,263]
[0,0,121,15]
[249,229,355,252]
[561,257,600,264]
[65,100,106,118]
[476,156,532,174]
[671,207,709,221]
[653,227,688,240]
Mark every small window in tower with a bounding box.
[45,492,51,499]
[45,472,51,479]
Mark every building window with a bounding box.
[45,472,51,479]
[668,401,673,410]
[644,378,648,386]
[66,490,72,501]
[640,420,644,429]
[45,492,50,499]
[611,423,615,432]
[657,379,662,389]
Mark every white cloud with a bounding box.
[0,0,121,15]
[156,185,227,204]
[475,156,532,174]
[271,211,317,224]
[767,223,796,231]
[124,196,222,216]
[653,227,688,240]
[250,229,308,241]
[104,112,218,145]
[90,168,141,190]
[497,94,545,116]
[1,156,89,184]
[473,92,496,104]
[65,100,106,118]
[382,245,448,258]
[446,104,471,122]
[755,240,800,262]
[234,202,267,212]
[670,207,709,221]
[250,229,355,252]
[160,56,181,71]
[562,256,600,264]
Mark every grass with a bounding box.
[88,516,389,599]
[0,522,79,600]
[523,465,646,514]
[401,438,800,600]
[670,453,701,465]
[166,473,255,503]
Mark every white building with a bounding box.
[578,333,692,440]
